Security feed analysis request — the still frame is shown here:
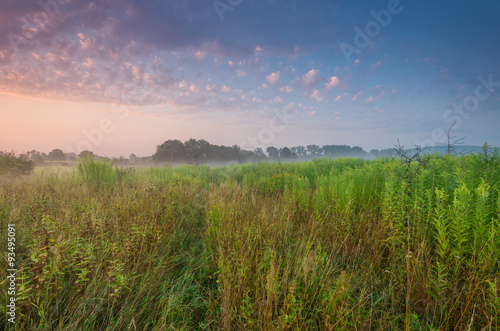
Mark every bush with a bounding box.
[77,157,117,192]
[0,152,35,176]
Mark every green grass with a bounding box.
[1,146,499,330]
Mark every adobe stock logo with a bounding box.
[238,107,296,152]
[213,0,244,21]
[339,0,410,64]
[65,70,165,156]
[415,74,500,148]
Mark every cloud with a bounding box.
[334,95,342,102]
[194,50,206,60]
[352,91,362,102]
[310,89,324,102]
[280,85,292,93]
[206,83,217,92]
[299,69,321,88]
[369,60,384,71]
[324,76,339,90]
[368,54,389,71]
[0,0,346,67]
[266,71,281,85]
[365,90,385,104]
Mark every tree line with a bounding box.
[5,139,382,167]
[151,139,371,165]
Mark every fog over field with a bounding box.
[1,1,500,330]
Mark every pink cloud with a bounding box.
[194,50,206,60]
[266,71,281,85]
[324,76,339,90]
[369,60,383,71]
[310,89,324,102]
[300,69,321,87]
[352,91,362,102]
[365,90,385,104]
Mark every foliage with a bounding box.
[77,157,120,193]
[1,151,499,330]
[0,152,35,176]
[47,148,66,161]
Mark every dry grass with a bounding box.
[1,148,499,330]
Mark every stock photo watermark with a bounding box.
[6,223,17,324]
[65,71,165,156]
[415,73,500,148]
[7,0,69,54]
[213,0,244,21]
[339,0,411,64]
[239,107,296,152]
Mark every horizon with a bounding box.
[5,140,493,160]
[1,0,500,157]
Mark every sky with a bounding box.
[1,0,499,157]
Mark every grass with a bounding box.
[1,146,499,330]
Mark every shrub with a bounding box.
[0,152,35,176]
[77,156,117,192]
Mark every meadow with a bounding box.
[1,145,499,330]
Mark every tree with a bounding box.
[66,152,77,161]
[48,149,66,161]
[0,152,35,176]
[25,150,45,164]
[266,146,279,159]
[233,145,254,164]
[438,120,466,155]
[291,146,306,157]
[393,139,428,166]
[153,139,186,164]
[280,147,292,159]
[153,139,259,165]
[79,150,94,158]
[306,144,320,156]
[185,139,211,165]
[351,146,367,157]
[370,149,380,158]
[254,148,265,157]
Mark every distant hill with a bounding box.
[374,145,498,158]
[406,145,491,155]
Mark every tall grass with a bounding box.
[0,150,499,330]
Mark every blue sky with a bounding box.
[1,0,499,156]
